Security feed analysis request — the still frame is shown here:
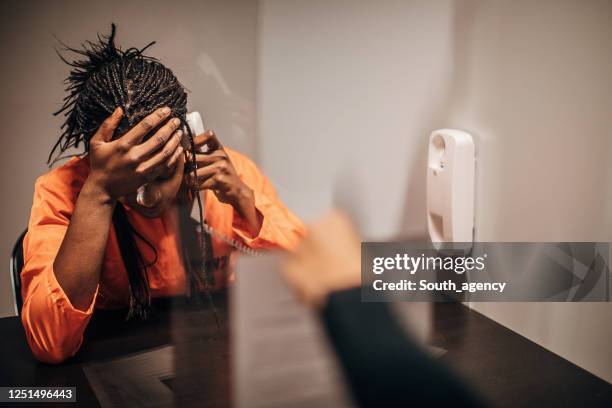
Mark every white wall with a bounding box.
[258,0,612,382]
[0,0,258,317]
[258,0,454,238]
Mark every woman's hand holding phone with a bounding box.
[185,130,262,237]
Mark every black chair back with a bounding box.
[10,229,27,315]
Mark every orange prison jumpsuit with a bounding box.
[21,148,305,363]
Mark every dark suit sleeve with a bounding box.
[321,288,485,407]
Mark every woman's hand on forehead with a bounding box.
[86,106,184,202]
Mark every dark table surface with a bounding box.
[0,292,610,407]
[0,291,230,407]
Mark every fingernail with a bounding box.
[172,118,181,126]
[113,107,123,117]
[161,107,171,115]
[175,129,183,138]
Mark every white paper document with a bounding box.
[231,254,355,408]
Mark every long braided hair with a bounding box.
[51,24,214,320]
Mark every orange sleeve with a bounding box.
[21,171,99,364]
[227,149,306,251]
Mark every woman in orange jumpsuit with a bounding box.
[21,26,304,363]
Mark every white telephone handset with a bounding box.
[184,112,205,148]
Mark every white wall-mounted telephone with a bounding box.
[426,129,475,246]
